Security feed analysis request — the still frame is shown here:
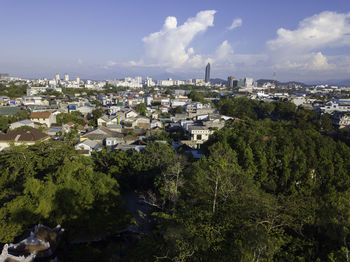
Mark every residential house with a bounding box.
[0,129,50,151]
[97,115,120,127]
[81,126,124,145]
[125,110,138,118]
[75,139,100,156]
[29,111,56,128]
[9,120,35,130]
[333,113,350,128]
[188,126,212,143]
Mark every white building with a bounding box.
[244,77,254,87]
[64,74,69,81]
[29,111,56,127]
[320,102,350,113]
[188,126,212,144]
[9,120,35,130]
[144,77,155,87]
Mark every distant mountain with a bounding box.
[256,79,311,88]
[210,78,227,85]
[308,79,350,86]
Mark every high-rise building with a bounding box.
[64,74,69,81]
[205,63,210,83]
[55,74,60,81]
[227,76,237,88]
[244,77,253,87]
[76,77,80,84]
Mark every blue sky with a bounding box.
[1,0,350,82]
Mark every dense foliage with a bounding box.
[56,111,86,126]
[123,119,350,261]
[0,82,27,97]
[1,98,350,261]
[0,142,130,243]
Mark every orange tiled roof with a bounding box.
[30,111,51,119]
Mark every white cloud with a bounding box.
[267,11,350,74]
[140,10,216,69]
[275,52,335,71]
[227,18,242,30]
[268,11,350,52]
[215,40,234,61]
[125,10,350,81]
[103,60,117,69]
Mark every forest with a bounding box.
[1,98,350,261]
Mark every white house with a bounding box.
[97,115,120,127]
[188,126,212,144]
[9,120,35,130]
[125,110,138,118]
[75,139,100,156]
[29,111,56,127]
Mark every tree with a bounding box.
[15,110,29,121]
[188,90,206,104]
[136,103,147,116]
[173,106,184,114]
[0,142,131,243]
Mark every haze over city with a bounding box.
[1,0,350,82]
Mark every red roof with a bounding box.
[30,111,51,119]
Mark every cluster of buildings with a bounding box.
[0,62,349,155]
[0,81,237,156]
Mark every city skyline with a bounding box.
[1,0,350,82]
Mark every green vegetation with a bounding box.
[89,108,105,127]
[1,97,350,261]
[129,120,350,261]
[172,106,184,114]
[0,82,27,97]
[135,102,147,116]
[188,90,206,104]
[56,111,86,126]
[0,142,131,243]
[0,110,30,132]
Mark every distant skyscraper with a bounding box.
[205,63,210,83]
[64,74,69,81]
[227,76,236,88]
[55,74,60,81]
[76,77,80,84]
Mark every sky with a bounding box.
[1,0,350,82]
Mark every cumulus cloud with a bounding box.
[275,52,335,71]
[227,18,242,30]
[267,11,350,73]
[125,10,350,80]
[139,10,216,69]
[103,60,117,69]
[268,11,350,51]
[215,40,234,61]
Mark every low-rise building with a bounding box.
[9,119,35,130]
[29,111,56,127]
[75,139,100,156]
[0,129,50,151]
[188,126,212,144]
[333,113,350,128]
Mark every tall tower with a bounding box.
[64,74,69,81]
[55,74,60,81]
[227,76,236,88]
[205,63,210,83]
